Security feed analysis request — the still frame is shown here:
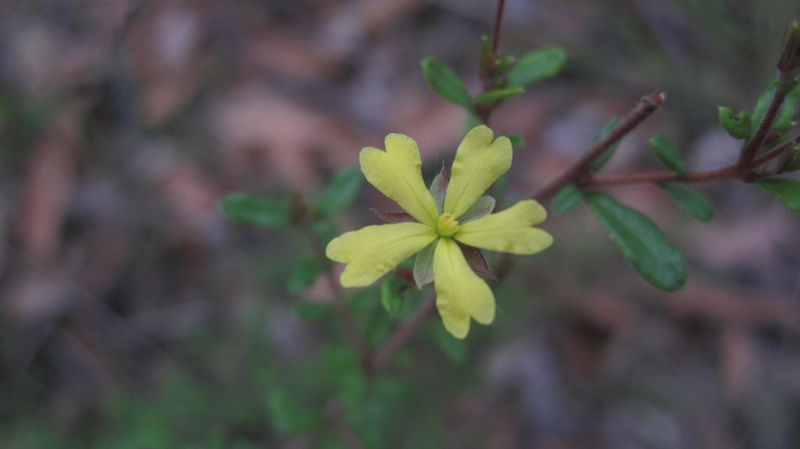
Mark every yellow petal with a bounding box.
[360,134,439,226]
[455,200,553,255]
[327,223,437,287]
[433,238,495,339]
[443,125,512,218]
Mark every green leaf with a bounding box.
[413,241,437,288]
[464,113,482,131]
[751,81,800,136]
[435,325,467,363]
[551,184,582,214]
[589,118,621,171]
[312,219,337,246]
[479,35,491,71]
[757,178,800,214]
[496,55,517,75]
[507,48,566,88]
[649,134,687,176]
[220,193,292,227]
[288,257,324,292]
[265,386,323,434]
[316,167,363,217]
[475,87,525,106]
[717,106,751,139]
[508,134,525,149]
[422,58,474,111]
[661,183,714,222]
[380,274,405,317]
[293,301,334,320]
[583,192,687,291]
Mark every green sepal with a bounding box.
[429,165,450,213]
[459,195,496,222]
[413,240,438,289]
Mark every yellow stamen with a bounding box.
[436,213,460,237]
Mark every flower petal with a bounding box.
[455,199,553,254]
[360,134,440,226]
[327,222,437,287]
[433,238,495,339]
[443,125,512,218]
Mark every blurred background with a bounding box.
[1,0,800,448]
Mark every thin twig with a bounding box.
[736,73,795,174]
[491,0,507,57]
[326,399,369,449]
[533,91,667,201]
[370,296,437,374]
[579,135,800,188]
[752,135,800,167]
[583,166,739,186]
[302,224,370,371]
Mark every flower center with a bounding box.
[436,213,460,237]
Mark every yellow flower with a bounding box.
[326,125,553,339]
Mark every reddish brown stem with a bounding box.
[303,223,370,371]
[325,399,369,449]
[369,296,436,374]
[736,73,795,174]
[533,91,667,201]
[583,166,739,186]
[491,0,507,57]
[582,135,800,188]
[753,135,800,167]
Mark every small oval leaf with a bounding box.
[422,58,474,111]
[551,184,583,214]
[757,178,800,214]
[649,134,687,176]
[583,192,687,291]
[220,193,292,227]
[661,183,714,222]
[507,48,566,88]
[316,167,364,217]
[475,87,525,106]
[288,257,325,293]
